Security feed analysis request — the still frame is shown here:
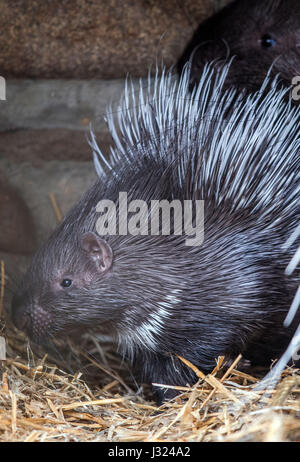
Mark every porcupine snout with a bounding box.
[11,292,53,342]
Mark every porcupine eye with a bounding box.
[61,279,72,288]
[260,34,276,48]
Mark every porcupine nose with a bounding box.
[11,294,31,333]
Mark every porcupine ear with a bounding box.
[81,232,113,273]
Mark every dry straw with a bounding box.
[0,317,299,442]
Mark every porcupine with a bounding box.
[178,0,300,98]
[11,63,300,404]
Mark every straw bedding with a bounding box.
[0,312,299,442]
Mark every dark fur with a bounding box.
[11,69,300,405]
[178,0,300,94]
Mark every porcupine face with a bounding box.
[11,236,114,343]
[178,0,300,94]
[11,184,118,344]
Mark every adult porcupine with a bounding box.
[11,64,300,403]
